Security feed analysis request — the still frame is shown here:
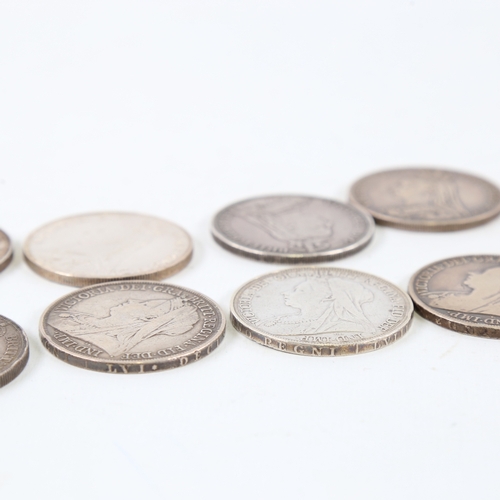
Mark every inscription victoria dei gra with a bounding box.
[231,267,413,356]
[40,281,226,373]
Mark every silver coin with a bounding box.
[40,281,226,373]
[0,229,13,274]
[212,195,375,263]
[0,315,29,388]
[24,212,193,286]
[350,167,500,231]
[231,267,413,356]
[409,255,500,338]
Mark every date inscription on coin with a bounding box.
[231,267,413,356]
[40,281,226,373]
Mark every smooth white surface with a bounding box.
[1,2,500,499]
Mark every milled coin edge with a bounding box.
[39,280,226,374]
[230,266,414,356]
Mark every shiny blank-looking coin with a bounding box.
[350,168,500,231]
[231,267,413,356]
[40,281,226,374]
[24,212,193,286]
[0,229,13,274]
[212,195,375,263]
[0,316,29,388]
[409,255,500,338]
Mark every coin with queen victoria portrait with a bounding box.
[40,281,226,373]
[230,267,413,356]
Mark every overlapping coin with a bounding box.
[231,267,413,356]
[350,168,500,231]
[0,229,13,274]
[409,255,500,338]
[24,212,193,286]
[40,281,225,373]
[212,195,375,263]
[0,315,29,387]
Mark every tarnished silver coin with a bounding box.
[212,195,375,263]
[409,255,500,338]
[24,212,193,286]
[0,315,29,388]
[231,267,413,356]
[0,229,13,274]
[350,168,500,231]
[40,281,226,373]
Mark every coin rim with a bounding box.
[211,194,375,263]
[349,167,500,231]
[0,315,30,388]
[0,229,13,274]
[408,254,500,338]
[39,280,226,373]
[230,266,414,356]
[23,212,193,286]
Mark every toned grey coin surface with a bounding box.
[350,168,500,231]
[231,267,413,356]
[409,255,500,338]
[212,195,375,263]
[0,229,13,274]
[24,212,193,286]
[40,281,226,373]
[0,315,29,388]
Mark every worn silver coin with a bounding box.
[0,229,13,274]
[0,315,29,388]
[350,167,500,231]
[409,255,500,338]
[40,281,226,373]
[212,195,375,263]
[24,212,193,286]
[231,267,413,356]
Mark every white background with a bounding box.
[1,1,500,499]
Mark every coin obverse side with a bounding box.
[0,315,29,388]
[0,229,13,274]
[24,212,193,286]
[212,195,375,263]
[39,281,226,374]
[350,168,500,231]
[409,255,500,338]
[231,267,413,356]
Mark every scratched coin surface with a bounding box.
[409,255,500,338]
[24,212,193,286]
[231,267,413,356]
[0,229,13,274]
[40,281,226,374]
[0,315,29,388]
[350,168,500,231]
[212,195,374,263]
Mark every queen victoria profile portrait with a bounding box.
[259,277,375,336]
[387,172,470,220]
[426,266,500,316]
[48,297,199,357]
[235,198,336,252]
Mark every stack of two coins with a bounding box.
[23,212,225,374]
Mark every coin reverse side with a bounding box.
[0,229,13,274]
[350,168,500,231]
[409,255,500,338]
[24,212,193,286]
[231,267,413,356]
[212,195,375,263]
[40,281,226,373]
[0,315,29,388]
